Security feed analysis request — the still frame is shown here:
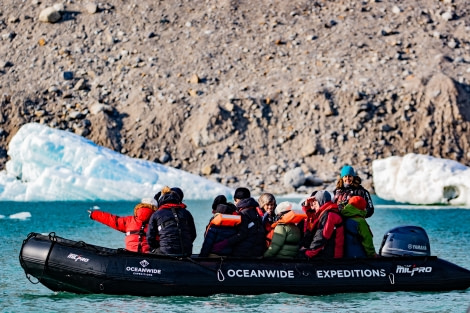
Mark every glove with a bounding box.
[305,249,317,258]
[87,210,93,219]
[338,201,348,211]
[212,239,229,253]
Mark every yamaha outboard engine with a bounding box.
[379,225,431,257]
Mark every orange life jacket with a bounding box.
[211,213,242,227]
[204,213,242,236]
[266,210,307,246]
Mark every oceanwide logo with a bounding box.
[125,259,162,277]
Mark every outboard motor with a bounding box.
[379,225,431,257]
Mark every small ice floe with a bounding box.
[9,212,32,220]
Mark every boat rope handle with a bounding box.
[25,273,40,284]
[217,258,225,282]
[294,265,310,277]
[217,269,225,282]
[388,273,395,284]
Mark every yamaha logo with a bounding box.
[407,244,427,250]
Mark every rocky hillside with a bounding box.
[1,0,469,195]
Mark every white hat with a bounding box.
[141,198,158,207]
[275,201,292,216]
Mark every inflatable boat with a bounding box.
[19,226,470,296]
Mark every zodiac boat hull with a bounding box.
[19,232,470,296]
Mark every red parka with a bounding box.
[90,203,157,253]
[304,201,344,259]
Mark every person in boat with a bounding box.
[264,201,302,259]
[341,196,377,258]
[333,165,374,218]
[88,198,158,253]
[212,197,266,257]
[258,193,277,232]
[297,190,317,247]
[199,202,239,257]
[233,187,251,205]
[212,194,227,213]
[300,190,344,259]
[146,186,197,257]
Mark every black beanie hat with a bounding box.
[234,187,250,200]
[158,192,181,206]
[171,187,184,201]
[216,203,237,215]
[212,195,227,211]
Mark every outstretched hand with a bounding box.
[87,207,99,219]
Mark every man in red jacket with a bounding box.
[300,190,344,259]
[89,198,158,253]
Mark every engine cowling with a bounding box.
[379,225,431,257]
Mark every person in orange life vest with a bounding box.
[300,190,344,259]
[341,196,377,258]
[258,193,277,232]
[199,202,239,257]
[264,202,302,259]
[212,197,266,257]
[147,186,196,256]
[333,165,374,218]
[88,198,158,253]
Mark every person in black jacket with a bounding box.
[212,197,266,257]
[333,165,374,218]
[146,186,196,256]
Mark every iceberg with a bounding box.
[372,153,470,206]
[0,123,233,201]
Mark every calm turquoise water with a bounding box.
[1,198,470,313]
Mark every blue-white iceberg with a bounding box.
[372,153,470,206]
[0,123,232,201]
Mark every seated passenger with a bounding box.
[89,198,158,253]
[258,193,277,232]
[146,186,196,256]
[212,197,266,257]
[333,165,374,218]
[341,196,377,258]
[299,190,344,259]
[298,190,318,248]
[199,203,239,257]
[264,202,302,259]
[233,187,251,205]
[211,194,228,214]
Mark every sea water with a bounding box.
[1,198,469,313]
